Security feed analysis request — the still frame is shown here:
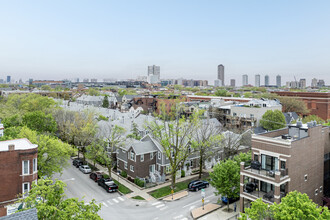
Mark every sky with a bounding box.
[0,0,330,86]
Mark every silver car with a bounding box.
[79,165,92,174]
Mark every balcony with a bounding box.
[243,182,287,204]
[242,161,289,182]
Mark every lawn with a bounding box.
[149,180,190,199]
[131,196,145,200]
[113,179,132,195]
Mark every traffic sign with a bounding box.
[201,189,205,198]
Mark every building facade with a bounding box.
[255,75,260,87]
[276,75,281,87]
[218,64,224,86]
[0,139,38,217]
[230,79,236,87]
[265,75,269,86]
[242,75,248,86]
[240,124,330,212]
[148,65,160,84]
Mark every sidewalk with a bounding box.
[197,202,240,220]
[163,190,188,201]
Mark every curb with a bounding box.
[190,204,221,220]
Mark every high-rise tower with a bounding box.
[217,64,224,86]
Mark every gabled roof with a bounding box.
[129,140,158,155]
[283,112,298,124]
[0,208,38,220]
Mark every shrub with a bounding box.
[181,170,185,178]
[121,171,127,178]
[134,178,145,187]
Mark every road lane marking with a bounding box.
[118,197,124,201]
[62,178,75,182]
[102,202,108,207]
[107,200,113,205]
[152,201,161,206]
[156,204,165,208]
[189,206,196,211]
[181,218,188,220]
[113,199,119,203]
[159,206,168,211]
[173,214,183,219]
[182,194,215,208]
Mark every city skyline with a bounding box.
[0,1,330,85]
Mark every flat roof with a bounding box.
[0,138,38,152]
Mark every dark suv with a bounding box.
[98,178,118,193]
[188,180,209,191]
[90,172,103,182]
[72,159,84,168]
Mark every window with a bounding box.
[233,113,237,116]
[250,114,254,118]
[130,151,135,161]
[254,154,258,161]
[22,182,30,197]
[171,151,174,158]
[22,160,29,175]
[315,189,318,195]
[33,158,37,173]
[320,186,323,193]
[130,165,134,172]
[158,152,161,160]
[166,165,171,174]
[304,174,308,182]
[150,153,154,160]
[140,154,144,162]
[124,162,127,170]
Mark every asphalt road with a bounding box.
[54,163,218,220]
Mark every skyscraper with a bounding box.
[230,79,235,87]
[6,76,11,84]
[242,74,248,86]
[147,65,160,84]
[276,75,281,87]
[265,75,269,86]
[299,79,306,88]
[255,74,260,87]
[217,64,224,86]
[311,78,318,87]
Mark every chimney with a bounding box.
[8,144,15,151]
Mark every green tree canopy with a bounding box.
[301,114,325,124]
[17,179,101,220]
[260,110,286,131]
[102,95,109,108]
[22,111,57,134]
[88,88,100,96]
[279,96,309,115]
[215,89,228,97]
[240,191,330,220]
[41,85,51,91]
[210,159,240,210]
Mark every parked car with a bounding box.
[221,195,239,204]
[188,180,209,191]
[90,172,103,182]
[79,165,92,174]
[73,159,84,168]
[98,178,118,193]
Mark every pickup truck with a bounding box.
[97,178,118,193]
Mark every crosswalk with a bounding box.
[151,202,188,220]
[101,196,126,207]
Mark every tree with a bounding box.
[86,140,104,168]
[17,127,73,177]
[88,88,100,96]
[2,114,22,128]
[192,118,222,179]
[260,110,286,131]
[148,105,199,190]
[41,85,51,91]
[126,122,141,140]
[215,89,227,97]
[210,159,240,211]
[239,198,271,220]
[219,130,251,159]
[301,114,324,124]
[239,191,330,220]
[22,111,57,134]
[102,95,109,108]
[17,178,102,220]
[279,96,309,115]
[96,123,126,178]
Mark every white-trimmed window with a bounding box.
[130,165,134,172]
[33,158,37,173]
[315,189,318,195]
[22,182,30,197]
[166,165,171,174]
[124,162,127,170]
[130,151,135,161]
[320,186,323,193]
[304,174,308,182]
[150,152,154,160]
[140,154,144,162]
[22,160,29,175]
[158,152,161,160]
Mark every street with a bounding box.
[54,164,218,220]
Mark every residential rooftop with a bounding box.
[0,138,38,152]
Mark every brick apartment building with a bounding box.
[239,123,330,212]
[0,139,38,217]
[274,91,330,120]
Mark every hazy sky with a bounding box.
[1,0,329,86]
